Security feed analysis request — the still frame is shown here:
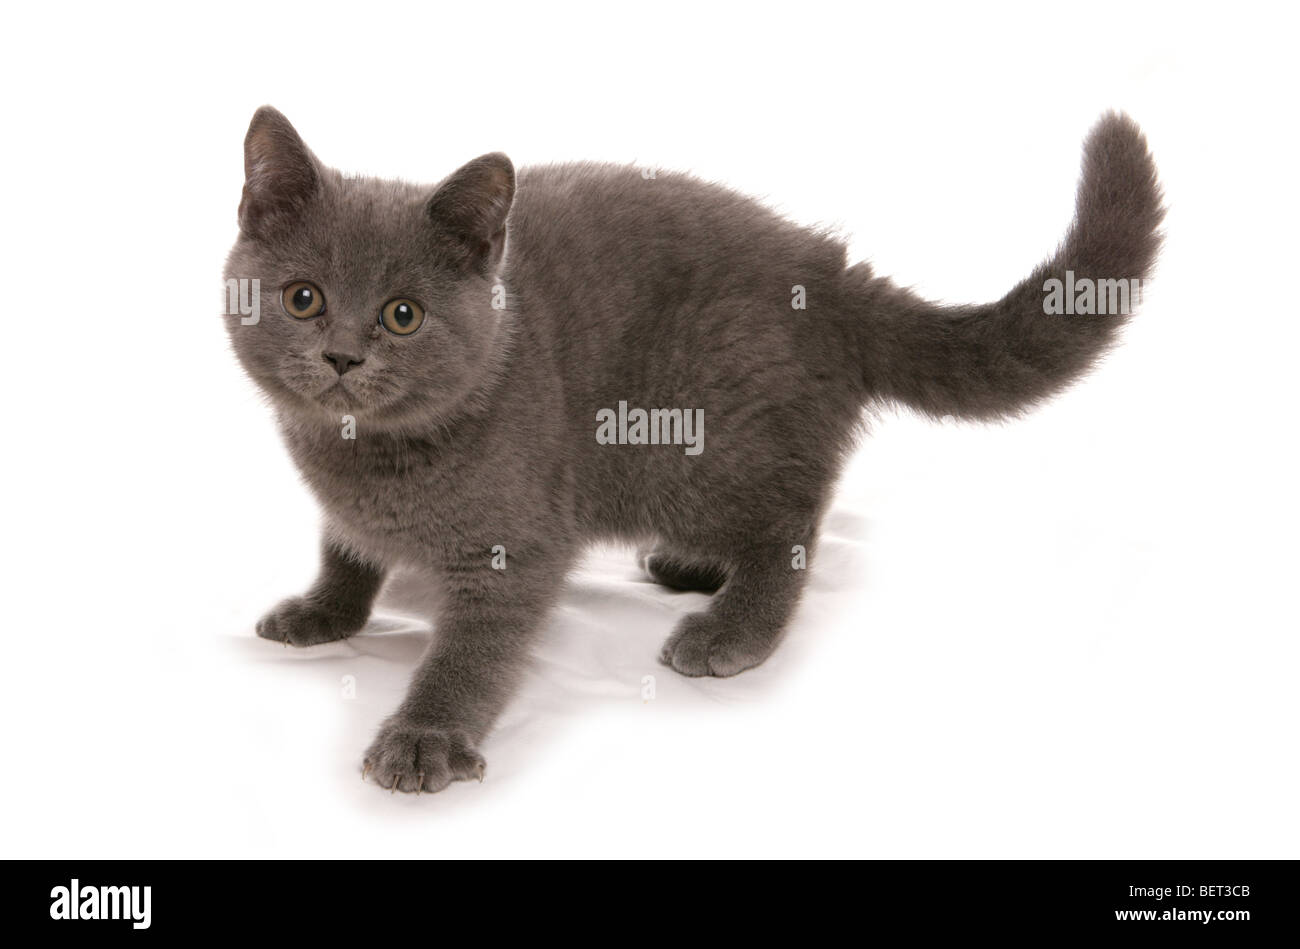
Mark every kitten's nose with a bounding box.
[323,351,365,376]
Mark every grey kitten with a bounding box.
[224,107,1162,793]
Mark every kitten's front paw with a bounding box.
[362,718,486,794]
[659,611,777,678]
[255,596,364,646]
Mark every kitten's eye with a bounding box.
[380,298,425,336]
[282,281,326,319]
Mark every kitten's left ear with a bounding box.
[426,153,515,274]
[239,106,323,238]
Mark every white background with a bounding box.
[1,1,1296,858]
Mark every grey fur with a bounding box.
[224,107,1163,794]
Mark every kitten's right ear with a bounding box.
[238,106,322,238]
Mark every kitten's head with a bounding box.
[223,106,514,430]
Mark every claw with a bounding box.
[416,773,424,796]
[362,763,370,782]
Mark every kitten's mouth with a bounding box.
[316,380,357,408]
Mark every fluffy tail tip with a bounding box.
[1071,111,1166,278]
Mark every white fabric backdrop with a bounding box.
[2,0,1296,858]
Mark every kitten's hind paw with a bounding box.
[362,718,486,794]
[255,596,365,647]
[658,611,779,678]
[639,548,728,593]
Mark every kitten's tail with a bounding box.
[850,112,1164,421]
